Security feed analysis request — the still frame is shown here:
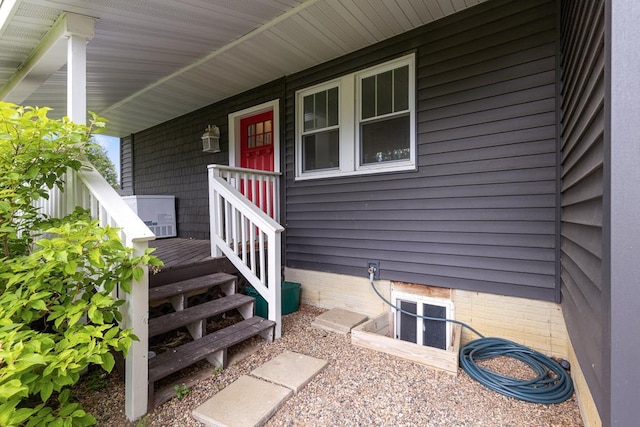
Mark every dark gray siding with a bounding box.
[559,0,605,417]
[284,0,560,301]
[120,134,134,195]
[131,79,285,239]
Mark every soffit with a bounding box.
[0,0,486,137]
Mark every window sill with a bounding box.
[294,162,416,181]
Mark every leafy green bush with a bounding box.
[0,102,161,426]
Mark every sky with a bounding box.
[93,134,120,179]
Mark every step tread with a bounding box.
[149,317,275,382]
[148,272,236,303]
[148,293,255,338]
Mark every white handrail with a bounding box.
[210,165,281,222]
[34,160,154,421]
[208,165,284,338]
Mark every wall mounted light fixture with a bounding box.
[201,125,220,153]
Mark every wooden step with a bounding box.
[148,317,275,409]
[148,272,236,305]
[148,293,255,338]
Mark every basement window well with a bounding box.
[393,292,454,350]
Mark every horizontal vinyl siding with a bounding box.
[284,0,560,301]
[120,135,134,195]
[559,0,605,417]
[133,79,285,239]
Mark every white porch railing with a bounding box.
[34,162,155,421]
[211,165,281,222]
[208,165,284,338]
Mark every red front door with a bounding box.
[240,110,275,215]
[240,111,274,172]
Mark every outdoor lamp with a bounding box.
[201,125,221,153]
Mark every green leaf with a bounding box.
[19,353,46,365]
[88,248,103,267]
[63,261,77,275]
[58,402,80,417]
[132,266,144,282]
[40,381,54,402]
[0,379,28,399]
[56,250,68,263]
[30,299,47,311]
[87,306,103,324]
[58,388,71,404]
[10,407,37,425]
[100,351,115,372]
[49,418,64,427]
[75,412,97,427]
[104,326,119,341]
[103,311,114,323]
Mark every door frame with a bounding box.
[228,99,280,173]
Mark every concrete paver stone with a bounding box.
[251,351,328,393]
[311,308,368,334]
[192,375,292,427]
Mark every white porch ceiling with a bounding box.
[0,0,486,137]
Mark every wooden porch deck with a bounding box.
[149,238,212,269]
[148,238,238,287]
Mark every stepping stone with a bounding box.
[192,375,291,427]
[311,308,368,334]
[251,351,327,393]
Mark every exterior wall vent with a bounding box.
[392,291,454,350]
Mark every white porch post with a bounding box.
[64,15,149,421]
[67,33,87,124]
[123,240,150,421]
[66,30,88,216]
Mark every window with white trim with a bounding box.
[392,291,454,350]
[301,84,339,172]
[295,54,415,180]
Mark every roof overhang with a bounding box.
[0,0,486,137]
[0,12,94,103]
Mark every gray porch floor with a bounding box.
[149,238,213,270]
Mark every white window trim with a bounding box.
[392,291,454,349]
[355,54,416,173]
[228,99,280,173]
[295,53,416,181]
[295,78,346,178]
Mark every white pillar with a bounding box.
[124,240,150,421]
[67,33,87,124]
[65,34,86,222]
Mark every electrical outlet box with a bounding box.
[367,261,380,279]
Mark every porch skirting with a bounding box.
[284,267,600,426]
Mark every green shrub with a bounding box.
[0,102,162,426]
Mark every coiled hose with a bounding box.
[369,273,574,404]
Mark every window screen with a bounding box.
[360,65,410,165]
[301,87,339,171]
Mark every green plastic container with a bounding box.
[245,281,301,318]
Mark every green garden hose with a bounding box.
[368,273,574,404]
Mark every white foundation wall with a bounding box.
[286,267,599,425]
[286,267,569,356]
[285,267,392,317]
[454,290,568,358]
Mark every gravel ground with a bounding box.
[76,304,583,426]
